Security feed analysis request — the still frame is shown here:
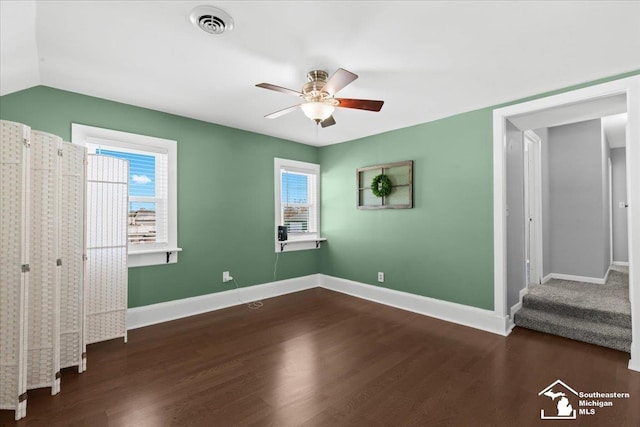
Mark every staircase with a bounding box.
[514,271,632,352]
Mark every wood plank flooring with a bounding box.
[2,288,639,426]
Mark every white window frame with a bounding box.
[72,123,181,267]
[274,157,324,252]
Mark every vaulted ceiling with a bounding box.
[1,1,639,146]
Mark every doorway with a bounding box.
[492,75,640,371]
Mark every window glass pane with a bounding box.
[281,172,308,204]
[283,206,309,233]
[96,149,156,197]
[129,201,156,244]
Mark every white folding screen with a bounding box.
[59,142,87,372]
[1,121,87,420]
[0,121,30,420]
[85,155,128,345]
[27,130,61,395]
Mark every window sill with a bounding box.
[275,238,326,253]
[128,247,183,267]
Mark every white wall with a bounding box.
[547,119,609,279]
[611,147,629,263]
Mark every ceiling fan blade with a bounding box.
[320,115,336,128]
[264,104,301,119]
[322,68,358,95]
[336,98,384,112]
[256,83,303,97]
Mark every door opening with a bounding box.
[493,75,640,371]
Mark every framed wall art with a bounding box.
[357,160,413,209]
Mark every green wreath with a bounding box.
[371,174,392,198]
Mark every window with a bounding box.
[282,171,316,234]
[72,124,180,267]
[94,148,167,245]
[274,158,322,252]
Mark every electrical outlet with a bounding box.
[223,271,233,283]
[377,272,384,283]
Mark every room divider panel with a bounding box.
[85,155,129,346]
[26,130,62,395]
[0,121,88,420]
[0,121,30,420]
[59,141,87,372]
[1,123,127,420]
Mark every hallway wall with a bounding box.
[547,119,609,279]
[612,147,629,263]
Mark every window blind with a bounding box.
[280,169,317,234]
[92,146,168,245]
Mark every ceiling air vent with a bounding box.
[190,5,234,35]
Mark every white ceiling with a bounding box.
[1,1,639,146]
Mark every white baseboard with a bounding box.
[318,274,510,336]
[510,286,529,320]
[128,274,513,337]
[546,272,607,285]
[613,261,629,267]
[629,342,640,372]
[509,301,522,328]
[124,271,636,371]
[127,274,318,330]
[542,274,552,284]
[520,287,529,300]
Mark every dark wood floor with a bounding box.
[2,288,639,426]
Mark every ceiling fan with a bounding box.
[256,68,384,128]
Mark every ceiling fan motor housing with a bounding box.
[306,70,328,83]
[303,70,334,103]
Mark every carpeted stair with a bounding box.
[514,270,632,352]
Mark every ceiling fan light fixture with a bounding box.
[301,102,335,123]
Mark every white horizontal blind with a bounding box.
[280,167,318,235]
[88,144,168,247]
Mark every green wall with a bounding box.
[319,70,640,311]
[0,86,320,307]
[2,70,638,311]
[319,109,495,309]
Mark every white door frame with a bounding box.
[493,75,640,371]
[608,155,614,267]
[523,130,543,286]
